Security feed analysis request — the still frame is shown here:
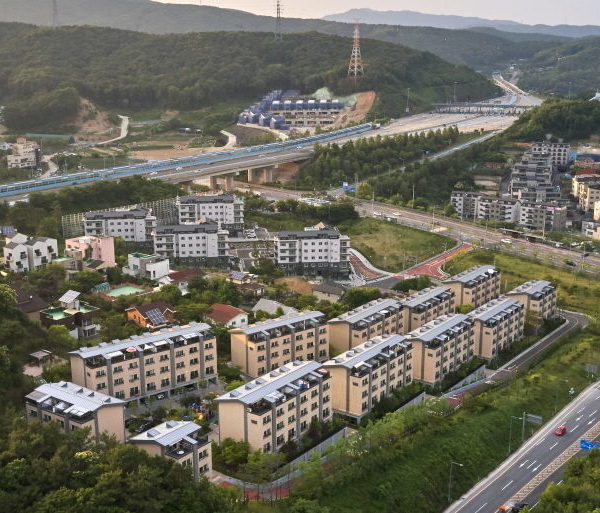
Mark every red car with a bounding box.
[554,426,567,436]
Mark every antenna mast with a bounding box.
[52,0,59,27]
[347,22,364,82]
[275,0,283,40]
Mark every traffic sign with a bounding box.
[525,413,543,425]
[580,440,600,451]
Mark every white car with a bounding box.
[500,238,513,244]
[393,212,402,216]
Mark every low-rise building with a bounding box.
[177,194,244,231]
[327,298,403,353]
[69,322,218,402]
[130,421,212,479]
[231,311,328,378]
[123,252,171,281]
[3,232,58,273]
[468,297,525,359]
[323,334,412,420]
[444,266,501,308]
[7,137,40,169]
[401,286,455,333]
[25,381,125,442]
[160,269,204,295]
[11,285,48,321]
[153,223,229,265]
[251,298,297,317]
[216,360,332,453]
[65,235,116,269]
[126,301,176,331]
[84,208,157,242]
[506,280,558,319]
[312,281,345,302]
[41,290,100,339]
[407,314,475,385]
[205,303,248,328]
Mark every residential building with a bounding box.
[583,220,600,240]
[519,203,567,232]
[153,223,229,264]
[509,153,559,200]
[7,137,40,169]
[226,272,266,297]
[216,361,332,453]
[130,421,212,479]
[468,297,525,359]
[176,194,244,231]
[312,281,346,302]
[407,314,475,385]
[69,322,218,402]
[274,227,350,278]
[3,232,58,273]
[323,334,412,420]
[231,311,328,378]
[571,174,600,199]
[65,235,116,269]
[450,191,481,219]
[159,269,204,295]
[579,183,600,212]
[444,266,501,308]
[594,201,600,222]
[123,252,170,281]
[506,280,558,319]
[84,208,157,242]
[25,381,125,442]
[41,290,100,339]
[126,301,176,331]
[205,303,248,328]
[251,298,298,317]
[450,192,520,224]
[401,286,455,333]
[327,298,403,353]
[10,285,47,321]
[530,141,570,166]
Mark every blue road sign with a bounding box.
[580,440,600,451]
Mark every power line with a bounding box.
[347,22,364,82]
[274,0,283,41]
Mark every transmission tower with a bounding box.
[347,23,364,82]
[52,0,59,27]
[274,0,283,40]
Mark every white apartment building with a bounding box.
[123,252,170,281]
[7,137,40,169]
[530,141,570,167]
[274,227,350,278]
[3,232,58,272]
[519,203,567,232]
[153,223,229,264]
[451,192,520,223]
[84,208,157,242]
[177,194,244,231]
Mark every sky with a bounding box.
[151,0,600,26]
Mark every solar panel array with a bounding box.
[59,290,81,304]
[146,308,168,326]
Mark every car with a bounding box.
[511,503,529,512]
[176,166,183,171]
[135,420,154,433]
[156,393,166,400]
[393,212,403,216]
[500,238,513,244]
[554,425,567,436]
[565,261,577,267]
[124,417,137,428]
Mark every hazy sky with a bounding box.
[152,0,600,25]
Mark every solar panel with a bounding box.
[146,308,168,326]
[59,290,80,304]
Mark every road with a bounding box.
[96,115,129,146]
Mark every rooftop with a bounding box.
[277,228,345,239]
[329,298,401,324]
[407,314,472,343]
[445,266,498,285]
[155,223,220,234]
[325,334,409,369]
[178,194,239,204]
[402,286,453,309]
[468,296,522,322]
[206,303,246,323]
[233,310,324,335]
[507,280,554,297]
[251,298,298,316]
[126,301,175,317]
[85,208,152,220]
[129,420,202,447]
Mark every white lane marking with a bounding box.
[474,503,488,513]
[527,460,537,469]
[577,408,585,414]
[531,501,540,510]
[573,424,580,431]
[532,464,541,472]
[549,442,558,450]
[588,419,596,425]
[519,459,529,468]
[534,439,544,447]
[501,480,514,491]
[558,480,564,485]
[596,395,600,399]
[576,416,583,422]
[589,410,598,417]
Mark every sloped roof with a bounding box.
[206,303,246,323]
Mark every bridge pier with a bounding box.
[224,175,234,191]
[209,176,218,191]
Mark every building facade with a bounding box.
[84,208,157,242]
[69,323,218,402]
[7,137,40,169]
[153,223,229,265]
[530,141,570,167]
[123,252,171,280]
[401,286,456,333]
[323,334,412,420]
[444,266,501,308]
[231,311,328,378]
[518,203,567,232]
[216,361,332,453]
[3,232,58,273]
[506,280,558,319]
[25,381,125,442]
[40,290,100,339]
[327,298,403,353]
[65,235,116,268]
[176,194,244,231]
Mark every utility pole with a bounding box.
[453,81,458,104]
[52,0,59,27]
[347,22,364,82]
[274,0,283,41]
[405,88,411,113]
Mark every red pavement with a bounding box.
[397,243,472,280]
[349,254,385,280]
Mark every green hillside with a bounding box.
[0,22,498,130]
[519,37,600,96]
[0,0,562,71]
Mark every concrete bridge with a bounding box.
[432,102,532,115]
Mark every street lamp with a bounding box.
[554,378,570,414]
[508,415,523,454]
[448,461,464,503]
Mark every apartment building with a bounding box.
[7,137,40,169]
[506,280,558,319]
[41,290,100,339]
[519,203,567,232]
[130,421,212,479]
[530,141,570,167]
[327,298,403,353]
[579,183,600,212]
[176,194,244,231]
[444,266,501,308]
[401,286,455,333]
[450,192,520,224]
[514,185,561,204]
[216,360,332,453]
[450,191,481,219]
[65,235,116,268]
[84,208,157,242]
[231,311,328,378]
[25,381,125,442]
[153,223,229,265]
[274,227,350,278]
[123,252,171,280]
[468,297,525,359]
[323,334,412,420]
[571,174,600,199]
[407,314,475,385]
[3,232,58,273]
[509,153,558,200]
[69,322,218,402]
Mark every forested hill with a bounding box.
[0,0,561,71]
[519,37,600,96]
[0,22,498,130]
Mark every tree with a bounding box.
[25,264,66,300]
[152,284,182,305]
[46,325,79,354]
[289,499,331,513]
[71,270,105,293]
[342,288,381,309]
[100,313,137,341]
[0,285,17,312]
[225,380,245,392]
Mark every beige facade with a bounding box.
[407,314,475,385]
[323,334,412,420]
[468,297,525,359]
[230,311,328,378]
[444,266,501,308]
[25,381,126,442]
[70,323,218,402]
[216,361,331,453]
[579,183,600,212]
[130,421,212,480]
[401,286,456,333]
[506,280,558,319]
[327,298,403,353]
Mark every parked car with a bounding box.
[565,261,577,267]
[135,420,155,433]
[554,425,567,436]
[124,417,137,428]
